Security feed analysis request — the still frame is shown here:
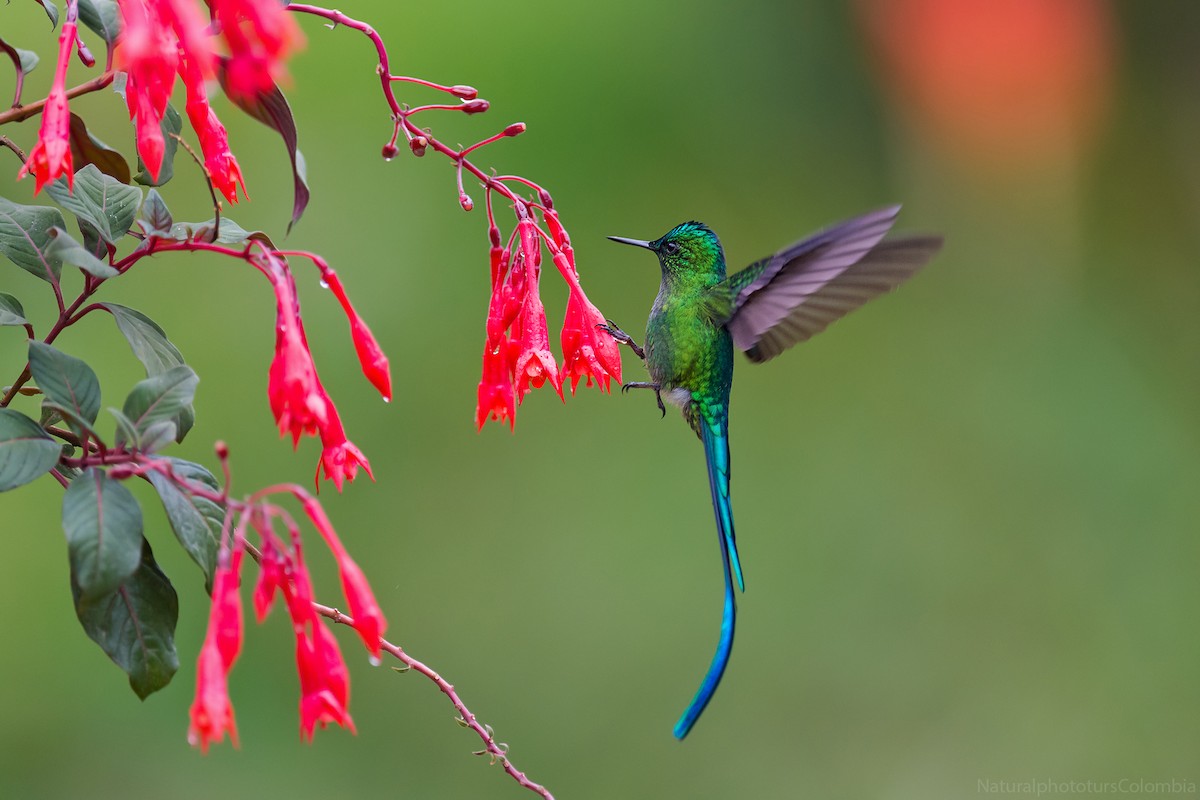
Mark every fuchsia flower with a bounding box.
[117,0,180,181]
[267,275,330,446]
[211,0,304,101]
[187,544,245,752]
[19,22,77,193]
[321,270,392,401]
[513,219,562,403]
[315,411,373,492]
[181,55,247,204]
[302,496,387,658]
[475,341,515,430]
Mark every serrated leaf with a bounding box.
[138,189,172,235]
[101,304,194,441]
[0,196,66,283]
[45,164,142,246]
[219,62,309,232]
[46,226,118,278]
[76,0,120,44]
[108,406,141,448]
[33,0,59,28]
[0,293,27,326]
[16,48,39,75]
[121,365,197,439]
[28,341,101,439]
[0,408,60,491]
[68,113,131,184]
[62,467,143,601]
[147,458,223,591]
[134,104,181,187]
[72,537,179,699]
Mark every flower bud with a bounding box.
[449,84,478,99]
[503,122,526,137]
[459,193,474,211]
[461,98,489,114]
[410,136,427,157]
[381,142,399,160]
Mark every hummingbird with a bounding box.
[604,205,942,739]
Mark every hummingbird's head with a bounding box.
[608,221,725,282]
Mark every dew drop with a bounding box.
[318,279,329,289]
[382,396,391,404]
[368,655,383,667]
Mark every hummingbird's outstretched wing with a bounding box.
[712,206,943,363]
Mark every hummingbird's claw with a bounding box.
[600,321,646,361]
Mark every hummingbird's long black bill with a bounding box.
[607,235,653,250]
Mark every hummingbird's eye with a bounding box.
[664,241,681,255]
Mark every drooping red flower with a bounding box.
[512,219,562,403]
[315,410,373,492]
[321,270,392,401]
[475,340,516,430]
[181,54,247,203]
[252,536,285,623]
[280,545,354,741]
[19,22,77,193]
[553,250,623,393]
[187,543,245,752]
[117,0,180,180]
[266,268,330,445]
[301,496,387,658]
[211,0,304,101]
[296,621,355,741]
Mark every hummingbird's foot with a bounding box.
[597,320,646,361]
[621,381,666,418]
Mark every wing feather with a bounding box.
[742,236,943,362]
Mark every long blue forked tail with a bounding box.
[674,422,742,739]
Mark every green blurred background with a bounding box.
[3,1,1199,798]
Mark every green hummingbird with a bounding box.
[604,205,942,739]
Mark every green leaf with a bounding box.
[108,407,141,448]
[134,104,181,187]
[0,293,28,327]
[138,189,172,235]
[62,467,143,601]
[0,408,60,491]
[41,400,104,445]
[121,365,198,440]
[33,0,59,28]
[219,62,309,232]
[28,341,101,437]
[16,48,39,75]
[101,304,194,441]
[76,0,121,44]
[72,537,179,699]
[46,226,118,279]
[169,217,276,248]
[45,164,142,246]
[0,196,67,284]
[147,459,223,591]
[68,113,131,185]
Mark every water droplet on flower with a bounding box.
[382,396,391,404]
[318,279,329,289]
[368,655,383,667]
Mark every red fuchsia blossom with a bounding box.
[315,409,373,492]
[181,55,247,204]
[252,536,285,623]
[301,495,387,658]
[212,0,305,101]
[117,0,179,180]
[187,543,245,752]
[558,278,623,393]
[475,340,515,430]
[320,270,392,401]
[19,22,77,193]
[266,265,330,445]
[513,219,562,403]
[280,545,354,740]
